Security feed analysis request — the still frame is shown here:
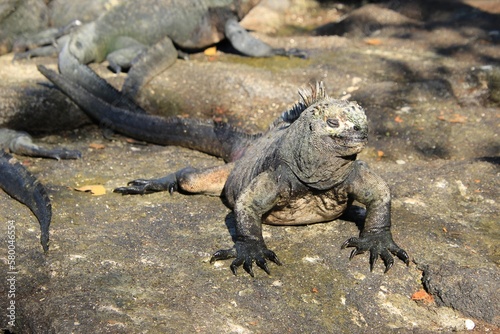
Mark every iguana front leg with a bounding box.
[224,19,307,58]
[114,163,233,196]
[13,20,80,60]
[211,171,282,277]
[342,161,409,272]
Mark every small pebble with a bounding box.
[465,319,475,330]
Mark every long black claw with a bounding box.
[243,258,254,277]
[396,249,410,265]
[341,237,356,249]
[349,248,361,260]
[381,249,394,273]
[383,259,394,273]
[210,248,237,263]
[369,248,378,271]
[256,258,271,275]
[264,250,282,266]
[230,257,244,276]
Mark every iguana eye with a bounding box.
[326,118,339,128]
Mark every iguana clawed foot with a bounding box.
[274,48,308,59]
[341,229,409,273]
[41,148,81,160]
[210,239,282,277]
[114,175,178,195]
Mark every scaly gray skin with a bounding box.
[0,128,80,251]
[13,0,126,58]
[0,0,48,55]
[0,150,51,251]
[37,65,409,276]
[51,0,305,99]
[0,128,81,160]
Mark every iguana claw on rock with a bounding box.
[38,64,409,276]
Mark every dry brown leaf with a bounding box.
[364,38,382,45]
[448,114,467,123]
[411,289,434,304]
[204,46,217,56]
[437,114,467,123]
[89,143,105,149]
[74,185,106,196]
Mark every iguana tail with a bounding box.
[0,151,51,251]
[57,42,146,114]
[38,65,257,162]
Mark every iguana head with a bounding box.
[279,82,368,188]
[306,98,368,157]
[67,22,100,63]
[286,82,368,157]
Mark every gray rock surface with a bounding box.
[0,0,499,332]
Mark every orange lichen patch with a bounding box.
[394,115,403,123]
[411,289,434,304]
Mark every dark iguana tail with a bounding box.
[0,151,51,251]
[38,64,257,162]
[57,42,146,114]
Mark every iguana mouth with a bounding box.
[330,133,367,145]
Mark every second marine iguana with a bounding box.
[43,0,306,100]
[0,129,81,251]
[38,65,410,276]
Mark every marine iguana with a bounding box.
[38,65,409,276]
[0,129,81,251]
[26,0,305,101]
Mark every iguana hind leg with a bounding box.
[58,42,146,114]
[121,37,178,98]
[224,19,307,59]
[114,163,234,196]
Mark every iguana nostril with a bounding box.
[354,125,361,131]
